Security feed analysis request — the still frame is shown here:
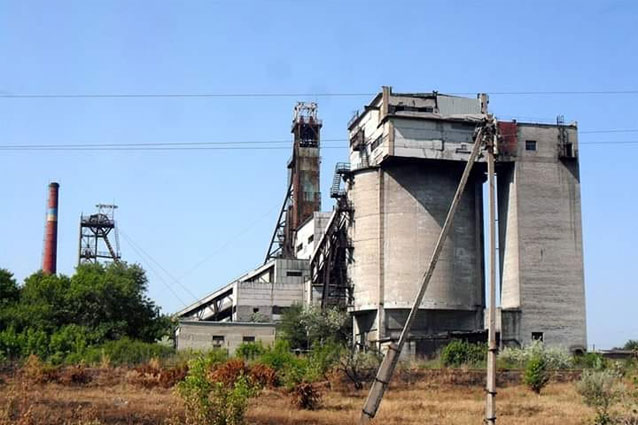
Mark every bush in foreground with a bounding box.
[441,340,487,368]
[524,353,550,394]
[499,340,572,370]
[577,369,625,425]
[175,354,262,425]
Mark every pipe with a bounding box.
[42,182,59,274]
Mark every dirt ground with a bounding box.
[0,367,593,425]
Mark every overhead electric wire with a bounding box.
[119,229,200,302]
[0,139,637,151]
[119,232,190,308]
[177,203,280,281]
[1,90,638,99]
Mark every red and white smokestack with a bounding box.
[42,182,59,274]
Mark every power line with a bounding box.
[119,232,190,308]
[0,141,636,151]
[0,146,348,151]
[119,229,200,302]
[177,203,279,281]
[0,92,374,99]
[1,90,638,99]
[0,139,348,149]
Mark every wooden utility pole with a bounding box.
[359,121,493,424]
[485,129,498,424]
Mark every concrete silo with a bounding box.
[347,87,487,356]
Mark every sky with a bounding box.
[0,0,636,349]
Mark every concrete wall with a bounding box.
[498,124,586,351]
[177,321,276,354]
[349,158,485,343]
[294,212,332,260]
[234,258,308,321]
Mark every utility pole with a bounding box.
[359,117,497,424]
[485,126,498,424]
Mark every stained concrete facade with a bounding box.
[294,212,333,260]
[346,87,586,355]
[498,123,586,351]
[347,88,486,353]
[176,88,587,357]
[177,321,276,354]
[176,258,310,324]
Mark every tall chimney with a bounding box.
[42,182,59,274]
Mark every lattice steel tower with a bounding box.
[265,102,322,262]
[78,204,121,265]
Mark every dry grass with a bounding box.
[248,381,590,425]
[0,368,592,425]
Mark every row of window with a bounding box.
[296,235,315,254]
[212,335,256,344]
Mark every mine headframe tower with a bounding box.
[78,204,121,265]
[265,102,322,263]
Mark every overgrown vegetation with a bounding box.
[524,353,550,394]
[498,340,573,370]
[441,340,487,367]
[0,264,173,365]
[577,369,625,424]
[175,352,266,425]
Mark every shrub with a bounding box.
[130,358,188,389]
[499,340,572,370]
[441,340,487,367]
[235,342,266,361]
[248,363,277,388]
[58,365,92,386]
[338,349,382,390]
[524,353,550,394]
[290,382,322,410]
[573,352,609,370]
[176,355,260,425]
[577,369,624,425]
[21,355,59,384]
[79,338,174,365]
[278,304,350,350]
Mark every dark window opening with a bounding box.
[253,308,260,313]
[308,235,314,244]
[532,332,544,342]
[370,136,383,151]
[243,336,256,343]
[296,244,303,253]
[212,335,225,343]
[526,140,537,151]
[286,270,303,277]
[272,306,289,315]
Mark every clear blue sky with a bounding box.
[0,0,636,349]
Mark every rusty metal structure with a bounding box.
[78,204,121,265]
[42,182,60,274]
[265,102,322,263]
[309,163,354,309]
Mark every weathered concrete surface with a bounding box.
[177,321,276,354]
[349,158,485,344]
[498,124,586,351]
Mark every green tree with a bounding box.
[0,268,20,306]
[0,262,171,362]
[624,340,638,351]
[0,268,20,330]
[524,353,550,394]
[68,262,167,342]
[278,304,350,350]
[278,304,309,350]
[15,271,72,332]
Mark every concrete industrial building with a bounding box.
[176,88,587,356]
